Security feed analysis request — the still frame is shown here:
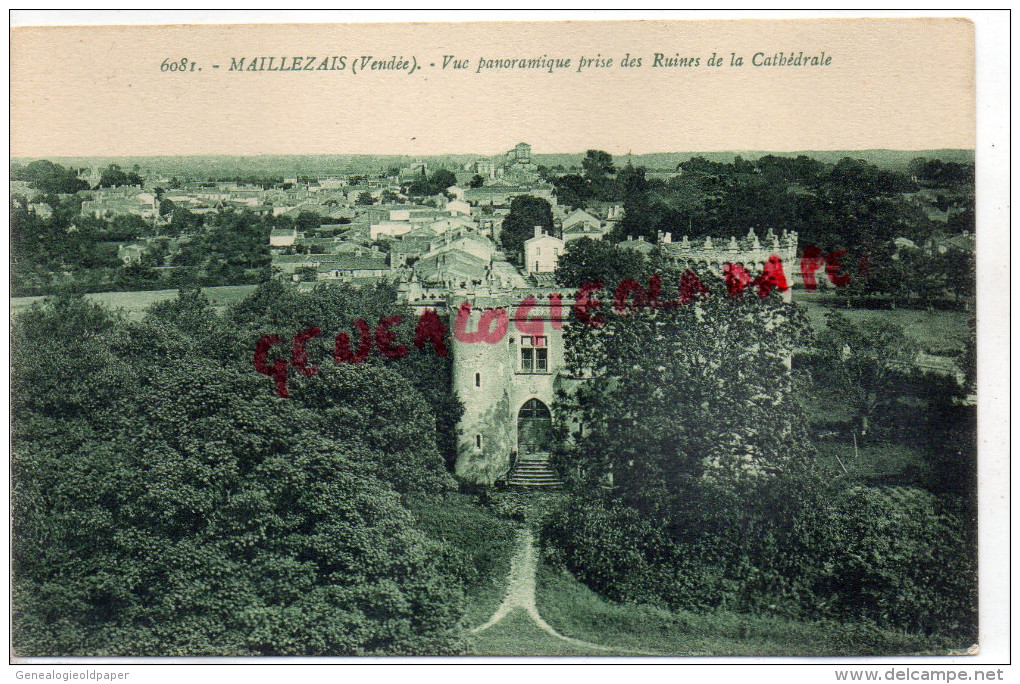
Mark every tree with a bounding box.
[898,249,946,309]
[552,174,590,209]
[430,169,457,193]
[498,195,553,261]
[98,163,143,188]
[295,210,322,232]
[227,281,464,469]
[469,174,485,188]
[938,248,976,304]
[170,207,204,233]
[581,149,615,181]
[406,169,458,197]
[581,150,618,201]
[294,265,318,282]
[554,281,813,508]
[13,160,90,194]
[612,163,656,242]
[356,191,375,206]
[554,237,648,289]
[816,311,918,437]
[11,294,468,656]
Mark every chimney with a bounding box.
[534,226,543,238]
[664,232,672,244]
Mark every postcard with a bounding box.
[8,11,1007,675]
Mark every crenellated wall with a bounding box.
[661,228,798,277]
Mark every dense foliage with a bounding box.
[544,477,976,636]
[553,236,652,289]
[498,195,554,261]
[404,168,458,198]
[551,150,974,308]
[551,277,814,504]
[10,198,286,297]
[11,159,92,194]
[542,275,977,640]
[11,285,468,655]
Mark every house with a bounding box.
[424,216,475,236]
[370,221,415,240]
[28,203,53,219]
[391,235,437,267]
[507,142,532,163]
[463,184,556,207]
[561,208,600,233]
[273,252,388,281]
[413,249,490,290]
[315,253,389,281]
[562,208,607,242]
[931,231,975,255]
[446,198,471,215]
[118,242,148,264]
[269,228,298,247]
[893,237,919,256]
[523,227,564,274]
[81,192,158,220]
[426,232,497,263]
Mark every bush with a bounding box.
[487,493,529,522]
[798,486,976,635]
[543,476,977,639]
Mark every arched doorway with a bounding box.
[517,398,552,454]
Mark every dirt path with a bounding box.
[471,528,659,655]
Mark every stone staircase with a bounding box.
[506,452,564,489]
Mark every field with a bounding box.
[792,292,972,352]
[10,284,259,321]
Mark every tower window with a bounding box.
[475,372,481,387]
[520,335,549,373]
[475,434,482,449]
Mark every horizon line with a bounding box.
[10,147,977,162]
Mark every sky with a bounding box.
[10,15,977,158]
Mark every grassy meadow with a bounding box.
[10,284,259,321]
[792,292,972,353]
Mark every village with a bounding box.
[11,143,975,490]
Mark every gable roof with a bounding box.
[562,208,600,230]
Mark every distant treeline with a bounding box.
[10,148,975,180]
